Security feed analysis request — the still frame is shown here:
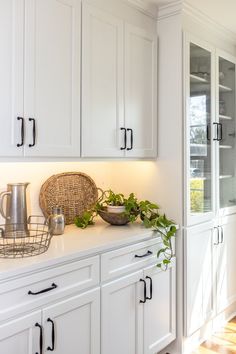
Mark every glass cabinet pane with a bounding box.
[218,57,236,209]
[189,43,212,214]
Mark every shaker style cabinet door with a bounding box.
[101,271,143,354]
[0,0,24,156]
[184,223,214,336]
[0,311,41,354]
[124,24,157,158]
[24,0,81,157]
[143,259,176,354]
[215,215,236,314]
[42,288,100,354]
[81,3,124,157]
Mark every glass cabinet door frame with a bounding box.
[184,33,216,226]
[216,49,236,218]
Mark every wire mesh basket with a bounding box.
[0,216,53,258]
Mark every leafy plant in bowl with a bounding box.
[74,189,177,269]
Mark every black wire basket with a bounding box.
[0,216,52,258]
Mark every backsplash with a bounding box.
[0,160,180,225]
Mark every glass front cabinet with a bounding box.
[185,34,236,225]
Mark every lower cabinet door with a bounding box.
[43,287,100,354]
[101,270,143,354]
[0,311,41,354]
[185,223,214,336]
[143,258,176,354]
[216,215,236,314]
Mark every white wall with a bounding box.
[0,160,171,224]
[0,161,113,224]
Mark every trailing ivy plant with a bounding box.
[74,189,177,269]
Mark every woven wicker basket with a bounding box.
[39,172,98,225]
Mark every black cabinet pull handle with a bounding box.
[47,318,55,351]
[218,123,223,141]
[126,128,133,150]
[145,276,153,300]
[29,118,36,147]
[139,279,147,303]
[35,323,43,354]
[213,122,218,141]
[135,250,153,258]
[17,117,24,147]
[120,128,127,150]
[206,124,210,141]
[28,283,57,295]
[214,226,220,245]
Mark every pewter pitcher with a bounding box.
[0,183,30,233]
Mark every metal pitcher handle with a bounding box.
[0,191,11,220]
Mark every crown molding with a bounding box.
[125,0,158,18]
[183,1,236,44]
[157,1,182,20]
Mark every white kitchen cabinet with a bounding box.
[24,0,81,157]
[143,259,176,354]
[0,0,81,157]
[185,215,236,336]
[82,3,157,158]
[215,214,236,314]
[82,3,124,157]
[0,0,24,156]
[101,261,176,354]
[184,223,214,336]
[125,24,157,158]
[101,270,143,354]
[43,288,100,354]
[0,311,41,354]
[185,34,236,225]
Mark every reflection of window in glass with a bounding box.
[190,95,208,156]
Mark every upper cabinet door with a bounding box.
[0,0,24,156]
[82,4,124,157]
[216,51,236,215]
[185,35,215,226]
[24,0,81,157]
[124,24,157,158]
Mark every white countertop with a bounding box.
[0,219,158,281]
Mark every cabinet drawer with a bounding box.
[101,238,162,281]
[0,256,99,320]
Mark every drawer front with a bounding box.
[0,255,99,320]
[101,238,162,282]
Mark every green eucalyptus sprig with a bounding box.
[74,189,176,269]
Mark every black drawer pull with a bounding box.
[29,118,36,147]
[120,127,127,150]
[47,318,55,351]
[135,250,153,258]
[145,276,153,300]
[126,128,133,150]
[28,283,57,295]
[35,323,43,354]
[139,279,147,303]
[17,117,25,147]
